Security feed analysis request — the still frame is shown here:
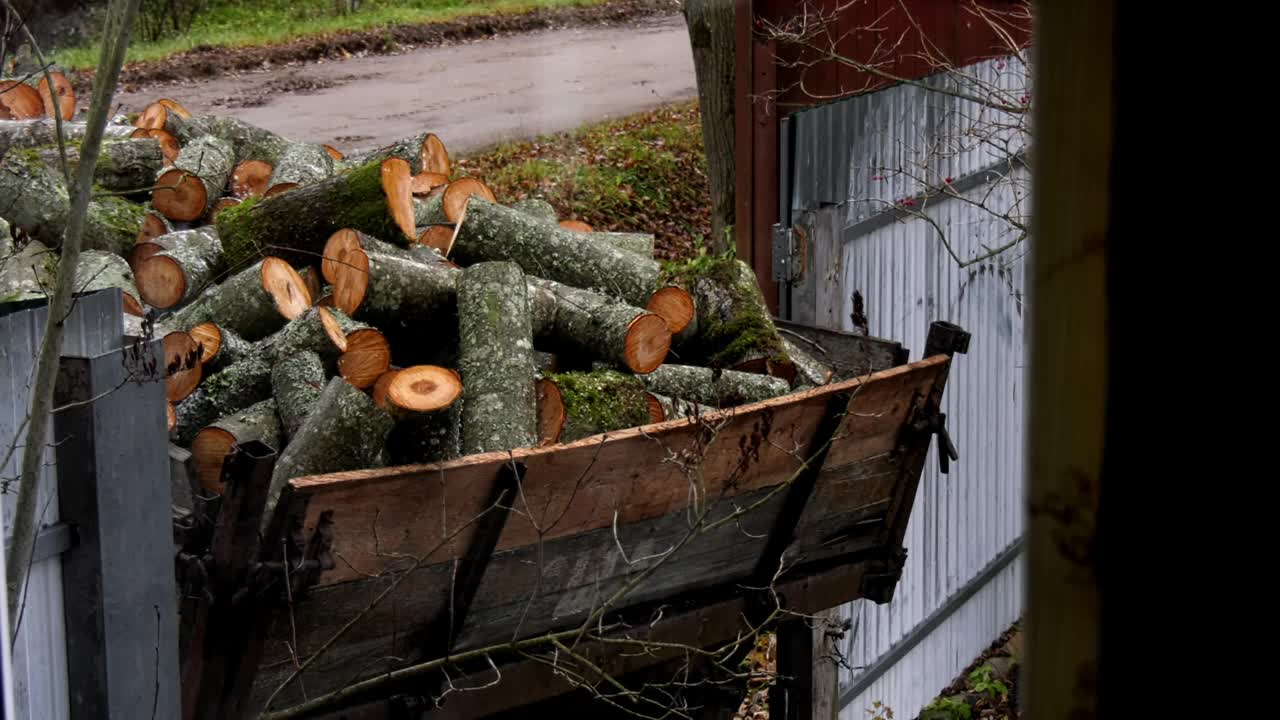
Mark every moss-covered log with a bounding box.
[272,350,325,441]
[458,262,537,454]
[542,370,655,443]
[510,197,558,223]
[152,135,235,222]
[135,226,224,309]
[450,197,691,331]
[214,156,416,269]
[189,322,252,373]
[526,277,669,374]
[0,119,135,155]
[266,376,394,519]
[781,337,833,388]
[173,115,291,164]
[0,149,144,256]
[191,399,282,494]
[662,256,794,381]
[159,257,310,340]
[342,132,448,176]
[37,138,164,195]
[638,364,790,407]
[266,142,334,192]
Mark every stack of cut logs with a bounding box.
[0,84,835,509]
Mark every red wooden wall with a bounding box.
[734,0,1031,313]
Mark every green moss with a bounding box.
[550,369,650,441]
[660,254,788,370]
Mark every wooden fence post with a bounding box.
[54,340,181,720]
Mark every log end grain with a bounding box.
[317,306,349,351]
[261,256,313,320]
[646,286,695,334]
[163,330,203,402]
[37,72,76,121]
[264,182,297,197]
[535,377,565,446]
[322,144,344,161]
[166,401,177,433]
[443,177,495,223]
[130,128,180,163]
[191,426,236,493]
[387,365,462,412]
[135,101,169,129]
[137,212,169,243]
[646,393,665,423]
[189,322,222,364]
[321,228,361,284]
[417,225,454,254]
[136,254,187,308]
[371,368,401,409]
[624,312,672,374]
[153,168,208,222]
[379,157,416,241]
[338,328,391,389]
[0,81,42,119]
[231,159,273,198]
[157,98,193,119]
[412,172,449,197]
[328,244,369,316]
[422,133,450,176]
[559,220,593,232]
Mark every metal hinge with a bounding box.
[772,224,799,282]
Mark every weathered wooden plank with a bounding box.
[775,318,907,379]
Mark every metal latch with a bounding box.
[913,411,960,474]
[772,223,798,282]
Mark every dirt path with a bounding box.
[113,15,695,157]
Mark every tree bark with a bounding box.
[36,137,164,194]
[266,376,394,520]
[413,194,446,226]
[189,321,251,373]
[272,350,325,441]
[543,370,655,443]
[342,131,447,175]
[190,398,282,493]
[0,119,135,155]
[457,261,537,454]
[526,276,670,374]
[152,134,235,222]
[781,336,834,388]
[172,114,291,164]
[214,156,416,269]
[266,142,335,191]
[134,225,223,309]
[159,257,307,341]
[638,364,790,407]
[683,0,736,253]
[510,197,558,223]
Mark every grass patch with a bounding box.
[52,0,606,69]
[454,100,710,261]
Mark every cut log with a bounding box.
[134,101,173,131]
[34,72,76,121]
[298,266,323,305]
[152,135,236,222]
[208,197,240,221]
[535,378,565,445]
[638,364,791,407]
[263,182,295,197]
[337,327,391,390]
[648,392,706,421]
[457,262,537,454]
[661,256,794,381]
[541,370,655,443]
[229,159,273,198]
[156,98,193,119]
[0,81,43,119]
[0,150,145,256]
[331,247,457,325]
[163,330,203,402]
[214,156,416,269]
[450,197,692,332]
[272,350,325,441]
[322,145,343,161]
[645,286,696,335]
[37,138,165,194]
[74,250,143,316]
[342,131,449,175]
[166,402,176,433]
[173,115,291,164]
[136,210,170,243]
[510,198,558,223]
[129,128,180,164]
[266,376,394,517]
[412,172,449,196]
[135,226,224,309]
[0,119,136,155]
[191,399,282,494]
[442,178,495,223]
[413,194,446,227]
[382,366,463,465]
[321,228,447,293]
[526,277,670,374]
[417,224,453,254]
[266,142,334,192]
[559,220,593,232]
[159,257,310,340]
[781,336,833,388]
[189,322,252,373]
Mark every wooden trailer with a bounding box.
[177,319,969,720]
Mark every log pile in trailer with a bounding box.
[0,95,836,520]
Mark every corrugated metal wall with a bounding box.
[783,57,1029,720]
[0,290,124,720]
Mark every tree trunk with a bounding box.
[266,142,335,193]
[152,135,235,222]
[266,376,394,520]
[683,0,735,253]
[37,137,164,194]
[451,196,693,331]
[457,261,537,454]
[272,349,325,441]
[189,321,251,373]
[0,149,145,256]
[134,225,224,309]
[159,257,309,340]
[172,114,291,164]
[541,370,657,443]
[380,365,463,465]
[0,119,136,155]
[330,248,457,322]
[638,364,790,407]
[214,156,416,269]
[526,276,670,374]
[190,398,282,493]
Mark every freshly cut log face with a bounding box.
[189,322,223,363]
[443,178,495,223]
[161,258,310,341]
[417,225,453,253]
[645,393,665,423]
[166,402,177,433]
[189,323,251,373]
[371,368,400,409]
[645,286,696,334]
[138,212,170,243]
[134,101,169,129]
[299,266,323,305]
[381,157,416,240]
[135,226,223,309]
[156,98,192,119]
[323,237,370,316]
[337,328,391,389]
[0,81,43,119]
[320,228,363,285]
[262,256,313,320]
[535,378,565,446]
[422,133,449,175]
[130,128,180,163]
[559,220,593,232]
[163,330,203,402]
[387,365,462,413]
[412,172,448,196]
[230,159,273,198]
[192,398,281,493]
[152,135,235,222]
[35,72,76,120]
[263,182,296,197]
[322,145,343,161]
